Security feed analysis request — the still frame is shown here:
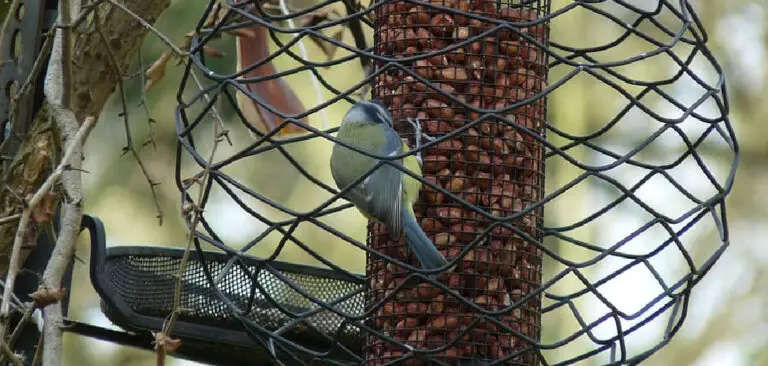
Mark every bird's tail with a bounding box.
[401,208,449,271]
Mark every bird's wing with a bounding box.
[331,125,405,236]
[361,129,405,236]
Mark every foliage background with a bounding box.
[1,0,763,364]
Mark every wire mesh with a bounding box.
[173,0,737,365]
[367,1,546,365]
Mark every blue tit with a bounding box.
[330,100,449,271]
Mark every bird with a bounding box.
[329,100,449,272]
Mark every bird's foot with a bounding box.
[407,117,436,143]
[406,117,435,164]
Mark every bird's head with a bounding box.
[341,99,394,128]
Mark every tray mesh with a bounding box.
[102,249,365,355]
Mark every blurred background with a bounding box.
[1,0,762,364]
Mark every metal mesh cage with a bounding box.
[170,0,737,365]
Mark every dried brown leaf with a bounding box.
[144,51,172,92]
[154,332,182,353]
[235,22,308,137]
[30,287,67,308]
[31,191,57,223]
[203,46,225,58]
[227,27,258,39]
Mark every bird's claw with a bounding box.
[406,117,435,164]
[406,117,436,143]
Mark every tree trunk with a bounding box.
[0,0,171,276]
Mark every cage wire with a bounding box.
[168,0,737,365]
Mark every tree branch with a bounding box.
[0,112,92,341]
[37,111,93,366]
[0,0,171,363]
[0,0,171,277]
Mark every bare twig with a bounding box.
[0,215,21,226]
[0,341,22,366]
[189,71,232,146]
[0,2,172,359]
[155,334,167,366]
[144,6,244,342]
[163,124,223,330]
[0,280,26,310]
[0,113,93,346]
[0,105,89,334]
[136,47,158,150]
[0,303,34,365]
[30,331,43,366]
[6,304,34,349]
[59,0,73,109]
[93,12,164,225]
[159,69,229,363]
[0,1,21,53]
[153,331,181,366]
[70,0,111,30]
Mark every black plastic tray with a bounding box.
[83,215,365,365]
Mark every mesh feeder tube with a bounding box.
[366,0,548,365]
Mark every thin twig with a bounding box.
[136,46,157,151]
[105,0,186,57]
[155,334,166,366]
[160,69,229,355]
[0,303,34,365]
[0,280,25,310]
[93,12,164,225]
[71,0,108,30]
[59,0,73,109]
[30,331,43,366]
[0,215,21,226]
[165,127,223,332]
[189,71,232,146]
[278,0,328,129]
[0,341,22,366]
[0,1,21,56]
[6,304,34,350]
